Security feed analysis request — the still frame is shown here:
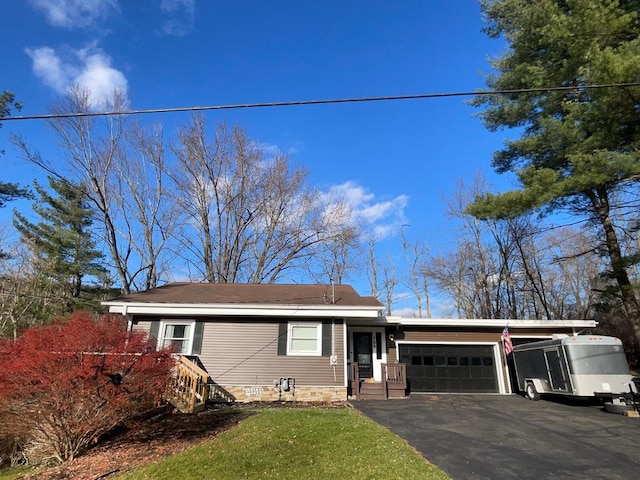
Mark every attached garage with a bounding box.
[399,344,499,393]
[386,318,598,396]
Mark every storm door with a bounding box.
[353,332,373,379]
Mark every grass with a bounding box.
[0,467,35,480]
[117,406,450,480]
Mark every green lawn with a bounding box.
[117,407,450,480]
[0,467,35,480]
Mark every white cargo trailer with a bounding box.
[512,335,633,401]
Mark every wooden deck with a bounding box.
[167,356,209,413]
[167,358,407,409]
[350,363,407,400]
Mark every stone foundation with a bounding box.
[218,384,348,403]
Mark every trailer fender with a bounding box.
[524,379,543,401]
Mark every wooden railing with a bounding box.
[383,363,407,398]
[168,356,209,413]
[349,363,406,400]
[350,362,361,398]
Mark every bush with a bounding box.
[0,312,173,465]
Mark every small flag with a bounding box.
[502,326,513,355]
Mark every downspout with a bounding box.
[331,277,337,382]
[332,318,336,382]
[120,304,134,332]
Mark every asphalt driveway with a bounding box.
[352,395,639,480]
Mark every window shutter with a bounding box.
[277,322,288,355]
[192,321,204,355]
[321,320,332,356]
[149,321,160,348]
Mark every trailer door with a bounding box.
[544,348,569,392]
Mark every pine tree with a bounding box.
[1,91,29,214]
[13,177,106,310]
[469,1,640,345]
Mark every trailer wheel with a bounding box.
[525,382,540,401]
[603,402,632,415]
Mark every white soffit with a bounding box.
[385,317,597,328]
[104,301,384,318]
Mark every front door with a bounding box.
[354,332,373,379]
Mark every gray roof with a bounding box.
[107,282,383,308]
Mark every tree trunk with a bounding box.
[589,188,640,346]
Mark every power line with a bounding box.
[2,82,639,122]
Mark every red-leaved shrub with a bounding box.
[0,312,174,465]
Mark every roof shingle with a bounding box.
[108,283,383,308]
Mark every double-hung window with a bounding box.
[287,322,322,356]
[159,321,195,354]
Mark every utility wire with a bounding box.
[2,82,639,122]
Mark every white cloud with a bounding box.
[327,181,375,206]
[254,142,283,158]
[74,50,128,106]
[323,181,409,238]
[28,0,118,28]
[161,0,195,36]
[254,142,299,158]
[25,46,71,93]
[25,45,128,108]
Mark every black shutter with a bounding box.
[321,320,332,356]
[376,332,382,359]
[192,321,204,355]
[149,321,160,348]
[277,322,288,355]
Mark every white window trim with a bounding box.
[287,321,322,356]
[158,320,196,355]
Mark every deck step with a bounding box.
[359,381,386,400]
[168,396,206,414]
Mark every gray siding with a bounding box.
[199,320,344,387]
[131,320,152,334]
[129,316,344,387]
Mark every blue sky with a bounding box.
[1,0,515,314]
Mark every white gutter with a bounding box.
[385,317,597,328]
[103,301,384,319]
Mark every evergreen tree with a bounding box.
[469,0,640,347]
[13,177,106,310]
[1,91,29,211]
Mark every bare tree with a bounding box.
[432,173,607,320]
[307,231,360,285]
[440,176,505,318]
[363,233,400,314]
[379,253,398,316]
[13,88,178,294]
[427,246,470,318]
[546,228,605,319]
[365,234,380,299]
[167,115,358,283]
[12,88,138,293]
[400,228,431,318]
[0,242,61,338]
[114,122,177,290]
